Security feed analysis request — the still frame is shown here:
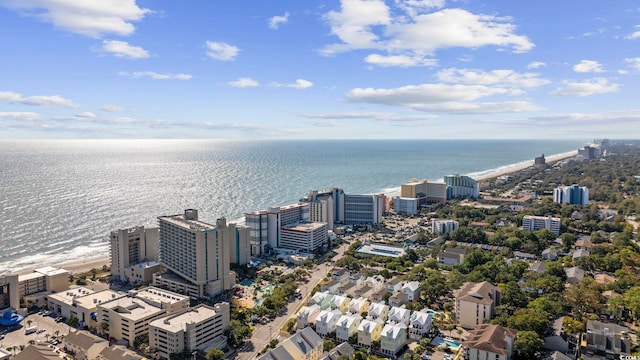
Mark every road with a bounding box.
[235,242,349,359]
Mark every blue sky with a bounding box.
[1,0,639,139]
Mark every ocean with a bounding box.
[0,139,585,273]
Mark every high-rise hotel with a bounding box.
[153,209,248,298]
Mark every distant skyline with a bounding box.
[1,0,640,139]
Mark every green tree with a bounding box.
[323,339,335,352]
[227,319,252,347]
[507,308,549,337]
[206,348,224,360]
[514,330,543,359]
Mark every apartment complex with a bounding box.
[0,266,69,310]
[343,194,385,225]
[149,303,230,360]
[431,219,459,234]
[110,225,160,284]
[97,287,189,346]
[395,179,447,215]
[245,203,310,256]
[522,215,561,236]
[444,174,479,199]
[48,288,124,328]
[280,222,328,252]
[583,320,631,358]
[155,210,245,298]
[454,281,501,329]
[553,184,589,206]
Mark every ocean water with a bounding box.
[0,139,584,273]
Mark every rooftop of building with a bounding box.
[98,345,144,360]
[356,242,406,258]
[454,281,499,305]
[149,304,222,332]
[132,286,189,305]
[463,324,517,356]
[98,296,164,321]
[281,222,327,232]
[158,212,215,232]
[19,266,69,281]
[48,287,96,304]
[64,330,107,350]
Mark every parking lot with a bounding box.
[0,312,72,350]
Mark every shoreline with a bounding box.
[4,148,580,276]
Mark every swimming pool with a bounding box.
[431,336,461,351]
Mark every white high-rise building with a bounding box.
[522,215,561,236]
[245,203,311,256]
[155,210,236,298]
[110,226,160,284]
[431,219,460,234]
[149,303,230,360]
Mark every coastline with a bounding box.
[5,148,580,276]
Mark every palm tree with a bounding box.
[26,319,33,328]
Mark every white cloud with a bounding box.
[205,41,240,61]
[0,111,41,121]
[102,40,149,59]
[288,79,313,89]
[527,61,546,69]
[436,68,551,88]
[0,0,150,37]
[364,53,437,67]
[573,60,605,73]
[268,12,289,29]
[346,83,540,114]
[0,91,79,107]
[118,71,192,80]
[394,0,446,17]
[625,58,640,71]
[551,78,619,97]
[625,25,640,39]
[228,77,259,88]
[75,112,96,118]
[321,3,534,60]
[99,104,124,112]
[300,111,437,121]
[307,120,342,127]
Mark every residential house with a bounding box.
[297,305,322,330]
[595,273,617,285]
[564,267,585,285]
[542,247,560,260]
[309,291,333,310]
[454,281,501,329]
[384,278,404,294]
[371,288,390,303]
[408,311,432,340]
[368,302,390,321]
[63,330,109,360]
[528,262,547,274]
[348,297,369,315]
[257,327,323,360]
[336,282,357,297]
[12,344,63,360]
[330,295,350,314]
[331,268,350,284]
[572,249,590,261]
[380,322,408,357]
[365,275,385,291]
[348,273,365,287]
[315,309,342,336]
[437,247,467,266]
[320,342,355,360]
[513,251,536,261]
[575,238,593,250]
[335,313,362,342]
[402,281,420,301]
[463,324,517,360]
[350,285,373,300]
[320,279,341,295]
[583,320,631,358]
[388,292,409,307]
[388,306,411,325]
[357,318,384,348]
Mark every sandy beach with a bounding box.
[473,150,578,181]
[53,255,110,276]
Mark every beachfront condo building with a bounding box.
[522,215,561,236]
[155,209,244,298]
[280,222,328,252]
[0,266,70,310]
[149,303,230,360]
[110,225,160,284]
[302,188,384,226]
[97,286,189,347]
[400,178,447,205]
[47,288,124,329]
[394,196,419,215]
[444,174,479,200]
[245,203,311,256]
[554,184,589,206]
